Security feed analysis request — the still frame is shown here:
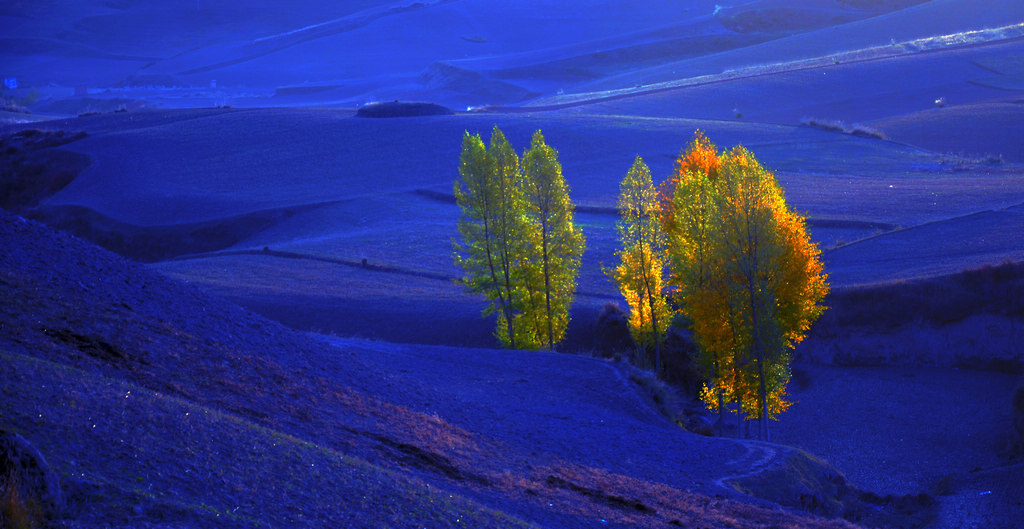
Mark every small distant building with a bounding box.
[3,78,16,90]
[210,79,217,89]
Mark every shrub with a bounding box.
[939,152,1003,168]
[626,364,686,426]
[0,98,31,114]
[848,124,885,140]
[661,328,701,398]
[800,117,885,139]
[356,101,454,118]
[593,302,633,358]
[0,432,65,528]
[800,117,846,133]
[814,260,1024,333]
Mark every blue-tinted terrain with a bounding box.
[2,1,1023,527]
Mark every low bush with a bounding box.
[0,98,31,114]
[593,302,633,358]
[800,117,885,139]
[356,101,454,118]
[800,117,846,133]
[939,152,1003,169]
[0,431,65,528]
[625,364,688,426]
[661,328,701,398]
[848,124,885,140]
[0,130,90,211]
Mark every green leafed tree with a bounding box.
[521,130,585,351]
[453,128,536,348]
[610,156,670,372]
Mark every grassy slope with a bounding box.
[11,0,1019,110]
[565,0,1024,95]
[3,351,534,529]
[1,2,1021,526]
[2,210,873,528]
[774,363,1020,496]
[552,38,1024,129]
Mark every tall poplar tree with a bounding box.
[666,132,731,433]
[611,156,670,372]
[521,130,585,351]
[486,126,537,348]
[716,146,828,440]
[453,129,534,348]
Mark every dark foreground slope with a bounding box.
[1,210,888,528]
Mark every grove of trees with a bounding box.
[661,132,829,440]
[454,126,584,351]
[455,127,828,438]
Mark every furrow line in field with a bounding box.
[167,246,618,300]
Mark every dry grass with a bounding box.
[938,152,1004,169]
[625,364,686,425]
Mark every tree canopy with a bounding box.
[454,127,584,351]
[610,156,670,372]
[667,133,829,440]
[521,130,585,351]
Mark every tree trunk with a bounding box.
[640,243,661,375]
[483,216,515,349]
[758,350,768,441]
[717,387,725,437]
[646,282,662,375]
[744,218,769,441]
[500,246,517,349]
[542,222,554,351]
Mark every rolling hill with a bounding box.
[3,1,1024,527]
[2,209,900,528]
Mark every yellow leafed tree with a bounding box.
[611,156,670,372]
[453,127,541,349]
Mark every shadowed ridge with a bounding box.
[356,101,454,118]
[24,201,335,262]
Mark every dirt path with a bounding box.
[714,441,781,491]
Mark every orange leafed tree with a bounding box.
[660,130,720,234]
[667,133,828,440]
